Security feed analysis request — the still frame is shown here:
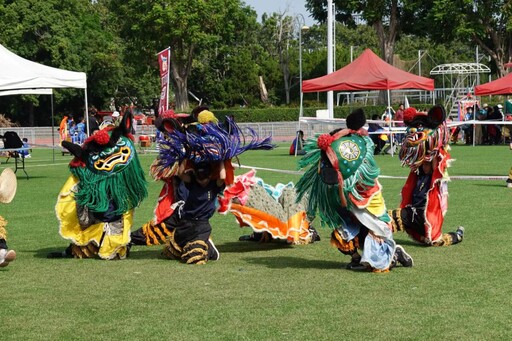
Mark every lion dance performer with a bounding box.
[0,168,17,267]
[49,111,148,259]
[389,105,464,246]
[130,107,273,264]
[218,169,319,244]
[295,109,413,272]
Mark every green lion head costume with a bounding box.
[62,112,147,216]
[295,109,380,228]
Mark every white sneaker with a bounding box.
[0,249,16,267]
[207,238,220,261]
[507,182,512,188]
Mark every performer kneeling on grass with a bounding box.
[389,105,464,246]
[0,168,18,268]
[161,161,225,264]
[295,109,414,272]
[48,111,148,260]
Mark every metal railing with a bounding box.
[1,122,351,147]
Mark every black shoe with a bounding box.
[309,226,321,242]
[346,257,366,270]
[239,234,253,241]
[47,250,72,259]
[238,232,264,242]
[207,238,220,261]
[393,245,414,267]
[456,226,465,242]
[47,245,73,259]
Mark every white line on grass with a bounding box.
[238,164,508,180]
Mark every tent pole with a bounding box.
[51,93,55,163]
[387,89,394,157]
[84,87,90,136]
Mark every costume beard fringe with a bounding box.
[70,156,148,216]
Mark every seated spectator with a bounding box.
[289,130,306,155]
[368,114,388,154]
[18,138,31,158]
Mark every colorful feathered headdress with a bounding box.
[399,105,450,170]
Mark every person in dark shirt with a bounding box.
[162,161,226,264]
[399,162,433,236]
[289,130,306,155]
[392,161,463,246]
[368,114,388,154]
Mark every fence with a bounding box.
[1,121,349,147]
[4,119,510,147]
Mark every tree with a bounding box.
[106,0,255,111]
[305,0,402,64]
[426,0,512,78]
[0,0,125,125]
[187,5,262,108]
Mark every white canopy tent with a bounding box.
[0,44,88,160]
[0,44,87,91]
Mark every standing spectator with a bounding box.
[462,106,474,145]
[87,108,100,134]
[76,117,87,144]
[132,116,138,135]
[394,103,405,144]
[381,106,395,122]
[69,121,78,144]
[112,110,120,124]
[487,105,503,145]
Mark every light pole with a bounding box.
[296,14,309,156]
[297,14,309,119]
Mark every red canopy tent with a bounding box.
[302,48,434,93]
[474,73,512,96]
[301,49,434,156]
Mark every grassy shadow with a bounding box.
[243,255,343,270]
[219,241,294,253]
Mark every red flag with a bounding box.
[157,48,170,114]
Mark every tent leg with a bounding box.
[84,88,90,136]
[387,89,394,157]
[51,94,55,163]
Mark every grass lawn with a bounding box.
[1,143,511,340]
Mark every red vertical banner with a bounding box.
[157,47,170,115]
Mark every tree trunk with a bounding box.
[259,76,269,104]
[169,45,194,112]
[283,68,290,104]
[171,76,189,112]
[373,0,398,105]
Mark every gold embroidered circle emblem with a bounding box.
[338,140,360,161]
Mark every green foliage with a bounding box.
[0,0,126,123]
[1,0,511,127]
[210,104,432,123]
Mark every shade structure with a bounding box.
[302,48,434,93]
[474,73,512,96]
[0,44,86,91]
[0,88,53,96]
[0,44,89,160]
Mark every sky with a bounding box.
[242,0,317,26]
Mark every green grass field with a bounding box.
[1,144,511,340]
